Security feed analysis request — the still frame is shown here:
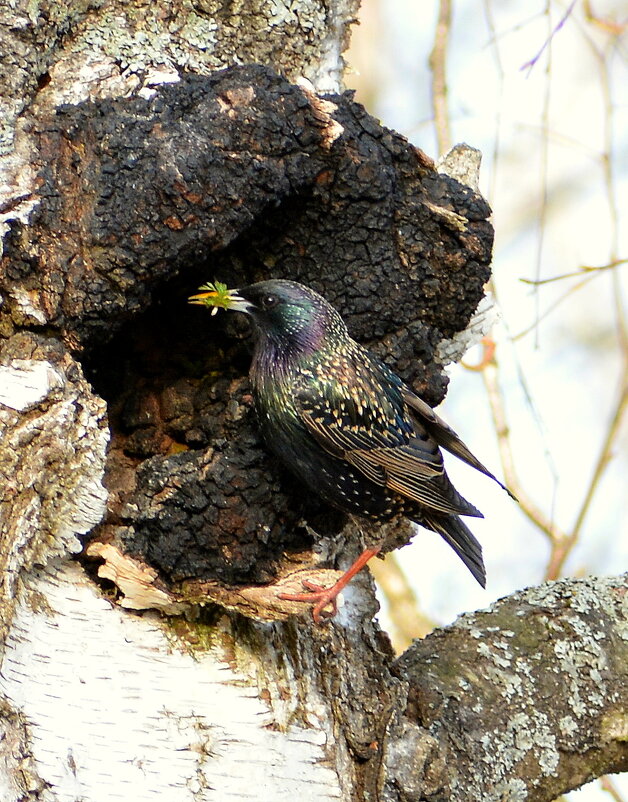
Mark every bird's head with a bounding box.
[189,279,347,355]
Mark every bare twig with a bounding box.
[481,344,566,545]
[429,0,452,155]
[600,774,628,802]
[530,1,553,348]
[572,364,627,542]
[597,47,628,357]
[544,360,628,580]
[480,334,627,582]
[482,0,505,202]
[583,1,628,37]
[466,3,627,590]
[520,257,627,285]
[514,270,604,341]
[370,554,435,653]
[539,4,628,580]
[386,1,625,610]
[460,337,496,372]
[520,0,578,74]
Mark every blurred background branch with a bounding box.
[347,4,627,797]
[429,0,453,154]
[600,775,628,802]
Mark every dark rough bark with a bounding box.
[1,17,627,802]
[1,65,493,613]
[0,0,359,154]
[1,65,490,366]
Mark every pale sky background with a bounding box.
[347,2,627,799]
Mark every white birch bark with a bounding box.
[1,4,627,801]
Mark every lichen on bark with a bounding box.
[394,576,628,801]
[0,6,627,798]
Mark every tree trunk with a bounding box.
[1,3,627,800]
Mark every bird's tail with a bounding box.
[420,514,486,588]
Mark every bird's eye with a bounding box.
[260,294,279,309]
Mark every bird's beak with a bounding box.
[188,287,253,316]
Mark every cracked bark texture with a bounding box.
[2,62,494,607]
[1,2,627,801]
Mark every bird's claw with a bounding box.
[278,580,339,624]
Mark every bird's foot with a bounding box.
[278,580,340,624]
[278,545,382,624]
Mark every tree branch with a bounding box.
[394,574,628,801]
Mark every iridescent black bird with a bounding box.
[189,279,512,623]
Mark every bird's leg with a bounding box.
[278,546,382,624]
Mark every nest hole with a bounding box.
[80,266,342,588]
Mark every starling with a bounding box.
[189,279,512,623]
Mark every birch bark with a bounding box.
[1,3,626,801]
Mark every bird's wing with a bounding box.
[296,357,480,517]
[402,387,516,499]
